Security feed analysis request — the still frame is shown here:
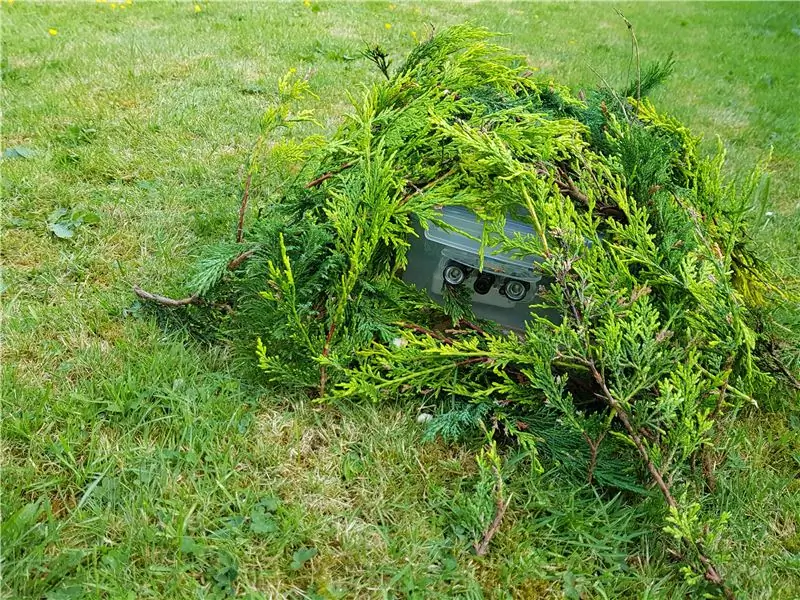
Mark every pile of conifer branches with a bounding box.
[137,25,798,595]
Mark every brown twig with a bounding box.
[399,321,454,344]
[473,466,511,557]
[134,250,255,308]
[227,249,255,270]
[133,286,201,307]
[400,168,455,204]
[587,362,677,506]
[556,175,589,205]
[581,429,607,486]
[701,446,718,493]
[455,356,491,368]
[318,321,337,398]
[236,173,252,243]
[305,161,355,189]
[458,318,489,337]
[767,344,800,391]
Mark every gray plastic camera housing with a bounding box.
[402,207,555,330]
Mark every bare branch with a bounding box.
[228,249,255,270]
[474,465,512,556]
[305,161,355,189]
[134,250,255,308]
[236,173,252,244]
[133,286,201,307]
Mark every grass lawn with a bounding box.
[2,1,799,598]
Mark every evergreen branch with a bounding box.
[554,264,734,598]
[142,26,792,596]
[589,352,732,596]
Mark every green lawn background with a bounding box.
[2,1,799,598]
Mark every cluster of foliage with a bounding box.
[152,25,798,594]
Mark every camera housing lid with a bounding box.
[423,206,543,283]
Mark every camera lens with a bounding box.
[473,273,495,295]
[503,279,529,301]
[443,262,468,286]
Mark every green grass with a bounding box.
[2,1,799,598]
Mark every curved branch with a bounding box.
[305,161,354,189]
[134,249,255,308]
[236,173,252,243]
[133,286,201,307]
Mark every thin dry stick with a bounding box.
[581,429,607,486]
[398,321,454,344]
[474,466,512,557]
[399,167,455,205]
[133,250,255,307]
[768,345,800,391]
[701,445,718,493]
[615,9,641,101]
[305,161,355,189]
[586,64,629,121]
[458,318,489,338]
[318,321,337,398]
[235,173,252,243]
[133,286,200,307]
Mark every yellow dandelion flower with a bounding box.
[7,0,14,5]
[568,39,576,45]
[126,0,132,4]
[48,28,58,36]
[194,4,202,12]
[120,3,126,8]
[384,23,392,30]
[110,2,117,8]
[532,66,540,72]
[303,0,311,6]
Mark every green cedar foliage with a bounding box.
[159,25,798,593]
